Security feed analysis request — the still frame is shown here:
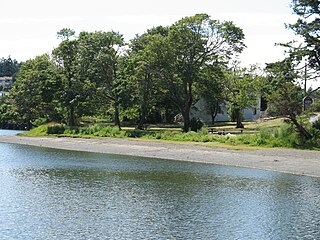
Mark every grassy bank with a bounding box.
[20,118,320,150]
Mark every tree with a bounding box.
[76,31,125,128]
[224,65,261,128]
[197,64,225,125]
[10,54,61,127]
[268,82,312,140]
[159,14,246,132]
[127,27,169,129]
[57,28,76,40]
[0,96,19,129]
[284,0,320,86]
[0,56,21,77]
[53,34,88,126]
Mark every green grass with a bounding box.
[20,118,320,150]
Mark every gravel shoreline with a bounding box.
[0,135,320,177]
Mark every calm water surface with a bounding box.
[0,131,320,239]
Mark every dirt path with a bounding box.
[0,135,319,177]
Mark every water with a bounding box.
[0,129,25,136]
[0,142,320,239]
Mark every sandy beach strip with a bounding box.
[0,134,320,177]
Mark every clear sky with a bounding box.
[0,0,297,67]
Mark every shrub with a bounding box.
[126,129,146,138]
[27,125,49,136]
[189,117,203,132]
[47,124,65,134]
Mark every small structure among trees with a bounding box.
[0,77,13,91]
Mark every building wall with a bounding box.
[191,97,262,123]
[0,76,13,90]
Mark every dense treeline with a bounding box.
[0,56,21,78]
[2,14,263,131]
[1,5,320,142]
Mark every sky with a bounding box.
[0,0,298,67]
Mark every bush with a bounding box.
[126,129,149,138]
[47,124,65,134]
[189,117,203,132]
[27,125,49,136]
[64,127,79,135]
[310,101,320,112]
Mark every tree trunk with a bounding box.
[114,102,121,130]
[210,103,219,125]
[137,99,147,130]
[181,108,191,132]
[290,117,312,140]
[235,108,244,128]
[67,105,75,126]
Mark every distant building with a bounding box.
[191,97,265,123]
[0,76,13,91]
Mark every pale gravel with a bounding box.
[0,135,319,177]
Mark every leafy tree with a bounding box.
[57,28,76,40]
[76,31,125,128]
[52,36,82,126]
[197,64,225,125]
[127,27,169,129]
[0,56,21,77]
[268,82,312,140]
[224,65,261,128]
[283,0,320,88]
[10,54,61,127]
[160,14,245,132]
[0,96,19,129]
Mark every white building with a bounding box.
[191,97,265,123]
[0,76,13,90]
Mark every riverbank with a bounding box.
[0,134,320,177]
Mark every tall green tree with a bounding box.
[76,31,125,128]
[53,30,99,126]
[0,56,21,77]
[265,58,313,140]
[53,36,80,126]
[224,65,261,128]
[286,0,320,82]
[159,14,245,132]
[128,27,169,129]
[10,54,61,127]
[197,64,225,125]
[268,82,312,140]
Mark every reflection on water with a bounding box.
[1,143,320,239]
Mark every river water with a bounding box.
[0,130,320,239]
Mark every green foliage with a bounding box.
[0,56,21,77]
[32,118,49,127]
[10,54,61,126]
[126,129,150,138]
[224,65,261,128]
[128,14,246,132]
[24,119,320,150]
[310,100,320,112]
[26,125,49,136]
[268,82,303,117]
[47,124,66,134]
[57,28,75,40]
[288,0,320,71]
[189,117,204,132]
[0,102,19,128]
